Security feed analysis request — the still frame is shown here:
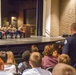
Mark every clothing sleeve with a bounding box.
[62,39,69,54]
[50,72,52,75]
[18,63,23,74]
[10,65,16,74]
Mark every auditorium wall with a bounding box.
[59,0,75,35]
[1,0,36,27]
[1,0,18,27]
[18,1,36,27]
[51,0,59,36]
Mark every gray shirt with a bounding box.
[0,71,13,75]
[22,67,52,75]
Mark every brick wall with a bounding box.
[59,0,75,36]
[51,0,59,36]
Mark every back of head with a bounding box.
[31,45,39,53]
[29,52,42,67]
[58,54,71,65]
[43,45,55,56]
[31,47,38,53]
[7,51,16,64]
[71,23,76,31]
[52,63,76,75]
[0,51,7,63]
[22,50,30,61]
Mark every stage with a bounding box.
[0,36,64,52]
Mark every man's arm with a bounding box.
[62,39,69,54]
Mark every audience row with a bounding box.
[0,43,75,75]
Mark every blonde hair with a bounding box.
[52,63,76,75]
[30,52,42,67]
[43,45,55,56]
[7,51,16,64]
[58,54,71,65]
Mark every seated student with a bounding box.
[18,50,31,74]
[7,25,17,38]
[30,44,39,53]
[42,45,58,69]
[1,25,7,38]
[0,58,14,75]
[18,24,26,38]
[52,63,76,75]
[6,51,16,73]
[0,51,16,74]
[0,26,7,39]
[58,54,71,65]
[52,43,64,58]
[22,52,52,75]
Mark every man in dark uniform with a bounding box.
[63,23,76,68]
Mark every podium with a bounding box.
[25,24,31,37]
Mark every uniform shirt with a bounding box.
[22,67,52,75]
[63,33,76,66]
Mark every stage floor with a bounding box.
[0,36,64,45]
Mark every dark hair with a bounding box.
[22,50,30,61]
[0,51,7,63]
[53,42,64,54]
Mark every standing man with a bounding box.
[63,23,76,67]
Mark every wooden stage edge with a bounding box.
[0,36,65,52]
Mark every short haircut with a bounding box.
[58,54,71,65]
[71,23,76,31]
[30,52,42,67]
[0,51,7,63]
[22,50,30,61]
[52,63,76,75]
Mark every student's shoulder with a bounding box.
[0,71,14,75]
[41,68,52,75]
[22,69,32,75]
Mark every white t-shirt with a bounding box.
[0,71,14,75]
[22,67,52,75]
[4,64,16,74]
